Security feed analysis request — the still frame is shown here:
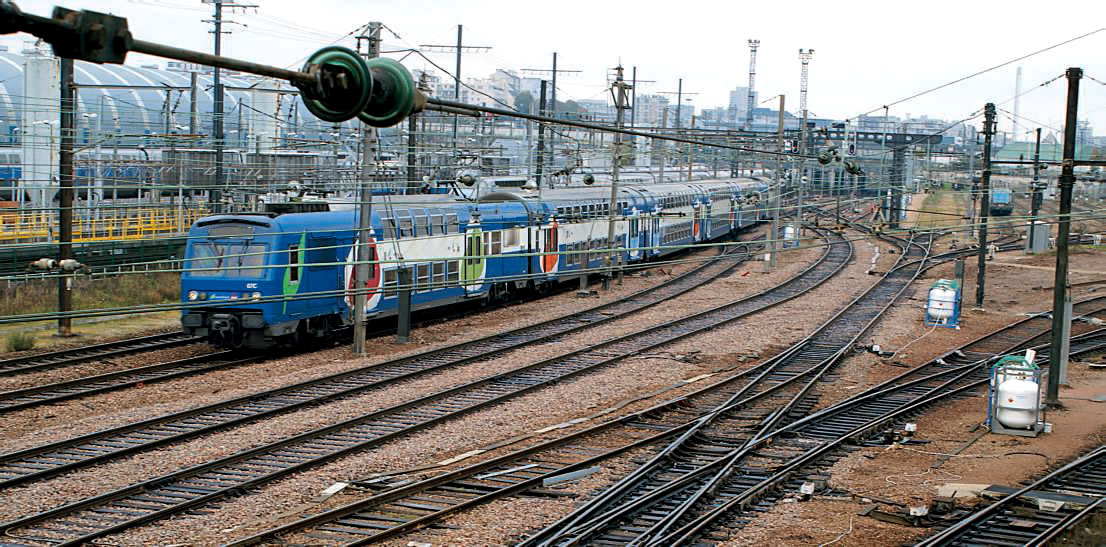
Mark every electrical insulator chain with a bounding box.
[0,2,424,126]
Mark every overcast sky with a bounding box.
[7,0,1106,139]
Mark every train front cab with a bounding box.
[181,214,350,349]
[990,188,1014,217]
[181,216,282,348]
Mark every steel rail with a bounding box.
[0,234,763,488]
[655,328,1106,546]
[221,230,854,546]
[525,232,929,545]
[0,350,250,413]
[230,235,1098,547]
[917,432,1106,546]
[0,332,202,377]
[0,232,849,546]
[536,225,1021,545]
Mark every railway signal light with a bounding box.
[817,146,841,165]
[844,159,864,176]
[0,3,424,126]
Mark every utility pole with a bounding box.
[656,81,696,174]
[975,103,995,309]
[1013,66,1023,142]
[419,28,490,162]
[770,95,784,271]
[406,73,428,192]
[57,57,74,337]
[188,71,198,136]
[549,52,558,176]
[520,58,579,178]
[675,78,683,130]
[604,65,630,290]
[535,80,547,188]
[657,109,667,183]
[966,133,975,236]
[551,52,557,121]
[686,114,696,181]
[453,25,462,157]
[798,49,813,231]
[353,22,381,355]
[630,66,637,128]
[656,82,697,130]
[210,0,224,212]
[1046,67,1082,407]
[205,0,257,213]
[745,39,759,129]
[1027,127,1043,252]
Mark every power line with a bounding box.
[852,27,1106,120]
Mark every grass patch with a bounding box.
[913,190,966,230]
[0,272,179,317]
[4,332,35,351]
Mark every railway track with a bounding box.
[916,441,1106,546]
[566,310,1106,546]
[226,240,1104,547]
[0,235,765,487]
[519,231,932,545]
[0,332,202,377]
[0,350,258,413]
[0,232,768,415]
[0,231,851,546]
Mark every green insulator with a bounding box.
[358,58,416,128]
[298,46,372,123]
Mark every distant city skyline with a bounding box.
[4,0,1104,140]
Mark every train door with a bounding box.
[540,219,559,275]
[651,215,661,257]
[627,209,641,261]
[282,232,307,317]
[636,210,649,261]
[704,201,713,239]
[461,219,486,297]
[692,202,702,241]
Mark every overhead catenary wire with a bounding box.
[851,27,1106,120]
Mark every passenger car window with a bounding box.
[288,245,300,283]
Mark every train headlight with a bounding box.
[199,292,207,300]
[251,291,262,301]
[188,290,199,301]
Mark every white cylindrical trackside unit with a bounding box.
[995,374,1041,430]
[21,40,60,210]
[248,79,281,155]
[782,224,797,248]
[926,284,957,321]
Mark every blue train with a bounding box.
[990,187,1013,216]
[179,179,768,349]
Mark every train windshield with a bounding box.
[188,242,268,278]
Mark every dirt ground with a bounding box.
[735,196,1106,546]
[6,195,1106,545]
